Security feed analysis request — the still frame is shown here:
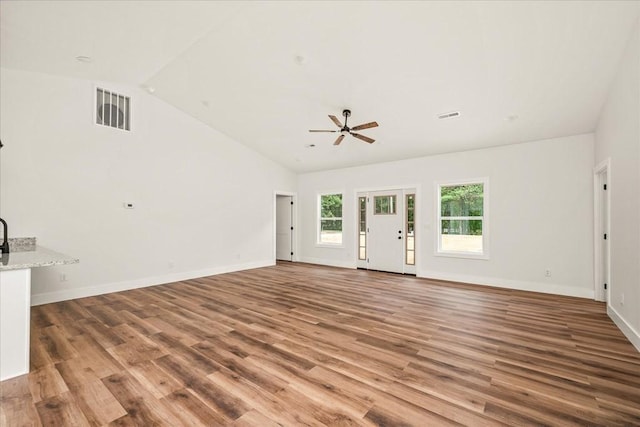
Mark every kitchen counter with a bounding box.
[0,246,79,271]
[1,240,78,381]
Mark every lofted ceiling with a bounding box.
[1,1,638,173]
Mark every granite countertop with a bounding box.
[0,246,79,272]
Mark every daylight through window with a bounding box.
[318,193,343,245]
[438,181,487,256]
[358,196,366,259]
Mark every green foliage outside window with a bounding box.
[321,194,342,231]
[440,184,483,235]
[374,195,396,214]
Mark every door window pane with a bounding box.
[374,195,396,215]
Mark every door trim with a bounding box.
[273,191,297,263]
[593,159,610,302]
[355,185,419,274]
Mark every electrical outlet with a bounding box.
[621,293,625,306]
[545,269,551,277]
[60,273,67,282]
[168,261,175,270]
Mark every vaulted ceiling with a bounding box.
[2,1,638,172]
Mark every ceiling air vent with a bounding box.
[437,111,461,119]
[96,87,130,131]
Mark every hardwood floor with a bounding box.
[2,262,639,426]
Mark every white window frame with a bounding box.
[317,192,344,247]
[435,178,489,259]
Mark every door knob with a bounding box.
[398,230,402,233]
[398,236,402,240]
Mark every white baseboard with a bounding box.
[31,259,274,306]
[298,257,357,270]
[294,261,593,299]
[417,270,595,299]
[607,305,640,352]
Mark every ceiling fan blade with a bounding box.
[334,135,346,146]
[329,115,343,128]
[351,121,379,131]
[351,133,375,144]
[309,130,337,132]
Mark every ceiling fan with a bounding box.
[309,109,378,145]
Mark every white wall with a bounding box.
[0,68,296,304]
[298,134,595,298]
[595,19,640,349]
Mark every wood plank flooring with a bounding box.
[2,262,639,426]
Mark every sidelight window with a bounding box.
[358,196,367,259]
[406,194,415,265]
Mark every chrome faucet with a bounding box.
[0,218,8,254]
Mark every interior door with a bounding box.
[367,190,404,273]
[276,195,292,261]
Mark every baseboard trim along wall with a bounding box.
[298,257,357,270]
[31,259,274,306]
[418,270,595,299]
[294,260,594,299]
[608,305,640,352]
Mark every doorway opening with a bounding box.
[275,192,296,262]
[594,159,610,302]
[356,188,416,275]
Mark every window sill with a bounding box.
[316,243,345,249]
[435,251,489,260]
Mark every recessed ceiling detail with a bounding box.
[437,111,461,119]
[75,55,92,63]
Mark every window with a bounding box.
[318,193,343,245]
[437,179,488,258]
[358,196,367,259]
[374,195,396,215]
[406,194,415,265]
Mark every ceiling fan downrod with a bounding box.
[342,109,351,131]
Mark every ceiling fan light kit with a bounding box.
[309,109,378,145]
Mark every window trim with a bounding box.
[317,191,345,248]
[435,178,489,260]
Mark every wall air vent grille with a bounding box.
[96,88,130,131]
[437,111,461,119]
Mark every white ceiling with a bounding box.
[2,1,638,173]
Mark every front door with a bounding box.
[367,190,404,273]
